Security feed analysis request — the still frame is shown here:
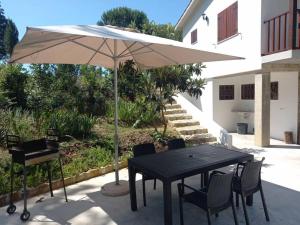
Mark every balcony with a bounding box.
[262,1,300,64]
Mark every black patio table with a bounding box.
[128,144,254,225]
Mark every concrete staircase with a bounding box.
[165,103,217,144]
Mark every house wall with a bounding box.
[270,72,298,142]
[182,0,262,78]
[212,75,255,133]
[178,0,299,143]
[177,72,299,142]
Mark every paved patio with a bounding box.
[1,136,300,225]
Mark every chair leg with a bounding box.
[260,185,270,221]
[23,165,28,213]
[153,179,156,190]
[142,177,146,206]
[46,162,54,197]
[179,195,184,225]
[232,199,239,225]
[241,194,250,225]
[58,156,68,202]
[206,210,212,225]
[236,192,239,207]
[9,160,14,205]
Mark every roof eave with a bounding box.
[175,0,204,30]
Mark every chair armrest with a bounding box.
[177,183,206,196]
[210,170,226,176]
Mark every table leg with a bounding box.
[129,164,137,211]
[204,172,209,187]
[246,195,253,206]
[163,181,172,225]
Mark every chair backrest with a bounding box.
[240,158,264,192]
[167,138,185,150]
[207,172,234,209]
[132,143,156,157]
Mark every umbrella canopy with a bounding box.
[10,25,242,67]
[10,25,242,186]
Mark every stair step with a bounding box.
[170,120,200,127]
[176,126,208,135]
[165,114,192,121]
[165,109,187,115]
[165,104,181,110]
[182,134,217,144]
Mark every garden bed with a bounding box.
[0,121,180,207]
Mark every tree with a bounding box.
[0,64,28,108]
[4,18,18,56]
[78,65,112,116]
[143,22,182,41]
[0,1,7,59]
[148,64,205,135]
[97,7,149,31]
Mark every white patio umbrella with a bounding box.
[10,25,242,195]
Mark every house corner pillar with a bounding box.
[255,73,270,147]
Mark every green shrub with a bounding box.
[44,110,96,138]
[106,99,160,127]
[0,108,40,142]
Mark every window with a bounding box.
[271,82,278,100]
[219,85,234,100]
[241,84,254,100]
[191,29,197,44]
[218,2,238,42]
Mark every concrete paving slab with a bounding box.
[1,140,300,225]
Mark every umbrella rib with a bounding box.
[140,43,179,65]
[71,40,113,59]
[86,39,107,65]
[10,36,85,63]
[105,40,114,57]
[120,40,143,70]
[117,41,137,57]
[120,43,153,57]
[20,35,80,47]
[119,49,154,59]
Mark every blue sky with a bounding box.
[1,0,190,38]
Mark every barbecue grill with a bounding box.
[6,129,68,221]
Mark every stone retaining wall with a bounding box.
[0,160,128,207]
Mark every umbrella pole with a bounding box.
[113,43,120,185]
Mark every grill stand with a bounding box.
[6,135,68,222]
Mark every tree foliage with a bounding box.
[4,18,19,56]
[0,64,28,108]
[143,22,182,41]
[97,7,149,31]
[0,1,7,59]
[0,2,19,59]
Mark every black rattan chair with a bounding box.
[178,171,238,225]
[233,157,269,225]
[167,138,186,150]
[132,143,157,206]
[168,138,186,185]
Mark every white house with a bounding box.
[175,0,300,146]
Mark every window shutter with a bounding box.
[191,29,198,44]
[232,2,238,34]
[218,10,227,42]
[218,1,238,42]
[227,2,238,37]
